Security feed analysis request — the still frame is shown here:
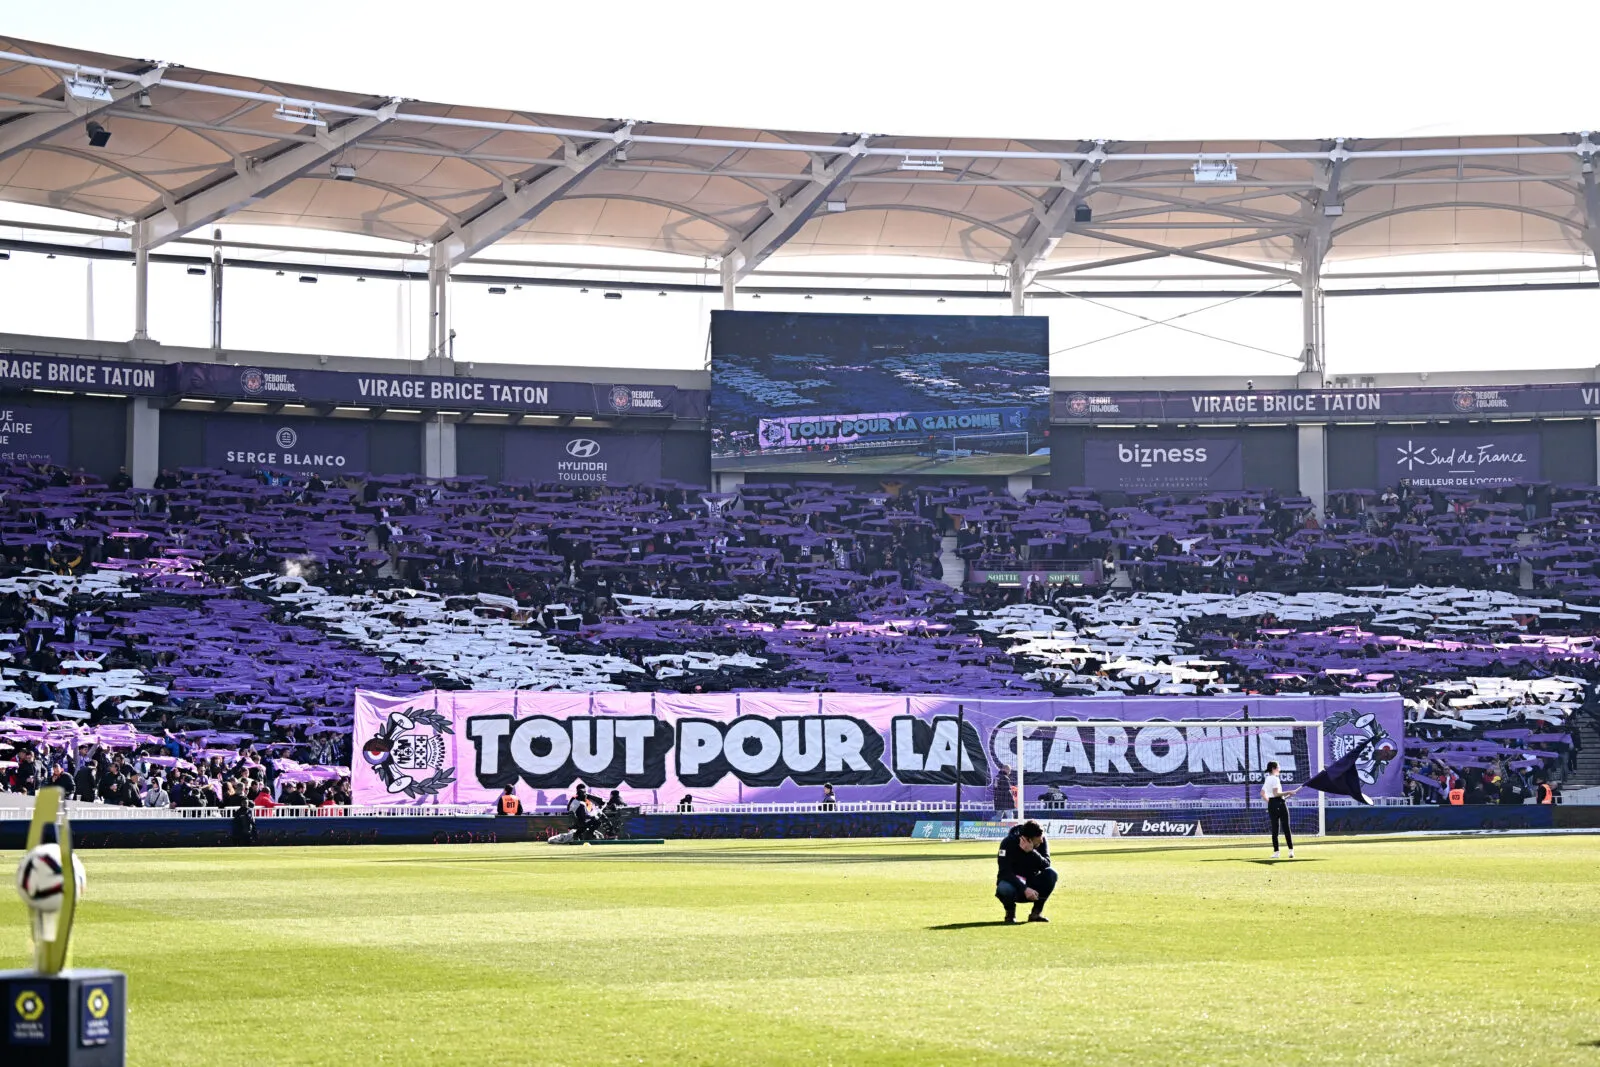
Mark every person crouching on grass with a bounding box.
[1262,760,1298,859]
[996,820,1056,924]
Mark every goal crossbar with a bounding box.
[1011,719,1327,837]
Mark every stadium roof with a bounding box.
[1,34,1597,290]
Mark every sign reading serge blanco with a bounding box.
[1378,434,1540,488]
[1083,438,1243,492]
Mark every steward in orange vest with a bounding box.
[1447,787,1465,805]
[497,787,523,816]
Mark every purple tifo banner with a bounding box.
[203,417,370,475]
[351,692,1402,809]
[1083,438,1243,492]
[1377,433,1539,489]
[174,363,706,420]
[1054,382,1600,424]
[502,430,663,486]
[757,406,1029,450]
[0,405,69,464]
[0,352,168,395]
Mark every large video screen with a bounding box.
[710,311,1049,475]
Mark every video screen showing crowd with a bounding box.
[710,312,1050,477]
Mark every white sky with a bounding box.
[1,4,1598,376]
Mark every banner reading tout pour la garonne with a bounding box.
[352,691,1402,808]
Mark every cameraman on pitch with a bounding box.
[995,820,1056,924]
[567,783,598,837]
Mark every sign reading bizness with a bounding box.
[1083,438,1243,492]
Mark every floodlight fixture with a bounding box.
[825,200,848,212]
[898,154,944,172]
[331,163,357,181]
[275,103,327,127]
[84,121,111,148]
[1192,158,1237,182]
[65,74,113,103]
[137,89,152,109]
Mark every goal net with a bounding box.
[948,431,1031,455]
[995,719,1326,838]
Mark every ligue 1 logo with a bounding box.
[276,426,298,450]
[240,368,266,396]
[1452,388,1477,412]
[1066,392,1091,418]
[566,438,601,458]
[609,385,632,411]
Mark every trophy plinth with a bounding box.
[6,789,125,1066]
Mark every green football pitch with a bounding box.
[5,835,1599,1066]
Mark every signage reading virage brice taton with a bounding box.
[352,692,1403,806]
[1054,383,1600,424]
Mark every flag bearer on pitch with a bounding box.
[995,820,1056,924]
[1261,760,1298,859]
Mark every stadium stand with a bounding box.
[0,462,1592,812]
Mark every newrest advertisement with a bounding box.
[203,417,371,476]
[1083,438,1243,492]
[352,692,1401,808]
[503,430,663,486]
[0,405,69,464]
[1377,433,1540,489]
[709,312,1049,476]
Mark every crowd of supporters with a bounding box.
[0,460,1595,805]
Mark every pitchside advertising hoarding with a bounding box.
[351,692,1402,808]
[709,312,1050,476]
[1053,382,1600,424]
[0,405,69,464]
[203,417,370,476]
[1377,433,1540,488]
[503,431,664,486]
[1083,438,1243,492]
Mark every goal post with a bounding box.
[1010,719,1327,838]
[948,431,1030,455]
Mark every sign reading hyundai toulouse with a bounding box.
[502,430,664,485]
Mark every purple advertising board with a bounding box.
[1054,382,1600,424]
[351,691,1403,807]
[0,352,168,395]
[203,417,370,475]
[174,363,706,420]
[0,405,69,465]
[1376,433,1540,489]
[1084,437,1243,492]
[503,430,663,486]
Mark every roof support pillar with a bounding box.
[721,258,736,310]
[132,220,150,341]
[427,245,451,370]
[1008,260,1026,316]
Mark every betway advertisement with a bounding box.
[0,405,69,465]
[352,692,1401,807]
[1377,433,1540,488]
[203,417,370,475]
[1083,438,1243,492]
[502,430,664,486]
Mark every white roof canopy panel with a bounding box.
[0,35,1595,275]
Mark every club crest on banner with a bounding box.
[361,708,456,797]
[609,385,632,411]
[276,426,298,449]
[240,368,266,395]
[1324,710,1396,785]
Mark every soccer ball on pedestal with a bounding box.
[14,843,87,912]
